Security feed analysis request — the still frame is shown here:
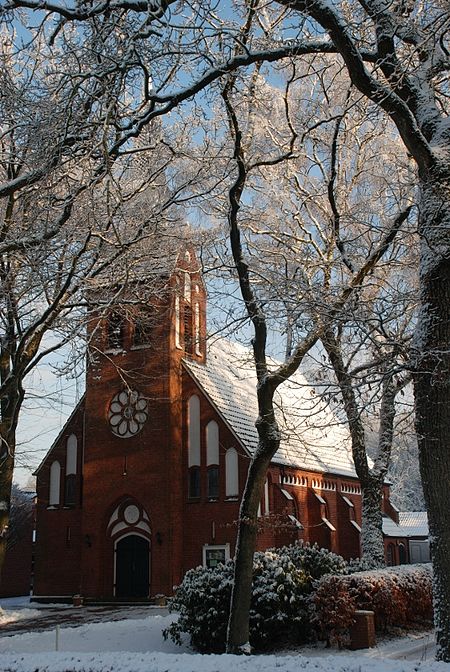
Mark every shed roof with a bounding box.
[383,511,429,538]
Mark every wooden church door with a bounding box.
[115,535,150,598]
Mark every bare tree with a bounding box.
[267,2,450,658]
[0,28,204,578]
[202,58,413,650]
[321,322,413,566]
[388,414,425,511]
[3,0,450,658]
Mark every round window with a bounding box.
[108,389,148,438]
[123,504,140,525]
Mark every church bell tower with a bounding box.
[78,246,206,598]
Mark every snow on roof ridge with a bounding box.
[184,337,357,478]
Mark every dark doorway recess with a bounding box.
[115,535,150,598]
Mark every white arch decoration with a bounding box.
[49,461,61,506]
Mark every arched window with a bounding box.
[184,271,191,302]
[65,434,77,506]
[184,304,193,354]
[206,421,219,465]
[194,303,201,356]
[188,396,201,467]
[66,434,77,475]
[189,467,200,499]
[107,312,124,349]
[225,448,239,498]
[49,461,61,507]
[264,478,270,514]
[188,396,201,498]
[207,467,219,499]
[206,421,219,499]
[133,313,150,347]
[387,543,396,566]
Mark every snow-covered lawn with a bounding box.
[0,597,446,672]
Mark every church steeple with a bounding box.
[85,244,206,389]
[173,247,206,365]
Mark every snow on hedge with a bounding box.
[314,563,433,645]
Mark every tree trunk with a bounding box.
[0,340,22,582]
[322,329,386,566]
[0,428,16,582]
[226,451,273,653]
[360,477,385,567]
[414,173,450,662]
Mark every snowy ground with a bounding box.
[0,596,446,672]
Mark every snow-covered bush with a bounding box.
[345,556,382,573]
[164,542,348,652]
[278,541,349,579]
[313,563,433,645]
[249,550,311,649]
[164,561,234,652]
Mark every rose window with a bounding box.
[108,389,148,438]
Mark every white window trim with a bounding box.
[264,479,270,514]
[202,543,230,568]
[184,271,191,302]
[194,303,201,356]
[206,420,219,466]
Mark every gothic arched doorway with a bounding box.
[115,534,150,598]
[398,542,407,565]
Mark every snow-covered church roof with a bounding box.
[183,338,357,478]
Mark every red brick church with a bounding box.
[33,248,400,601]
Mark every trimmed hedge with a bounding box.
[313,563,433,646]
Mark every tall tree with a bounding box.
[0,27,199,578]
[3,0,450,658]
[321,321,413,566]
[267,2,450,657]
[206,63,413,650]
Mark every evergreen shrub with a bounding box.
[163,542,347,652]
